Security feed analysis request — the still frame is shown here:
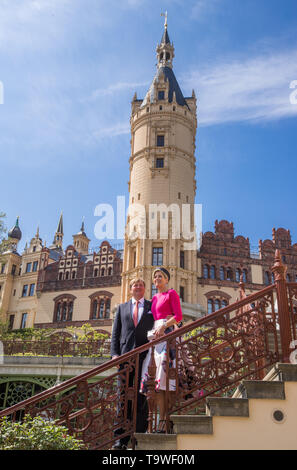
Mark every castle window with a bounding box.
[264,271,270,285]
[101,268,105,276]
[99,300,105,318]
[59,272,63,280]
[157,135,164,147]
[208,299,213,314]
[94,268,98,277]
[226,269,233,281]
[65,271,70,280]
[21,313,28,329]
[203,265,209,279]
[166,52,170,61]
[159,105,163,111]
[108,267,112,276]
[54,295,76,323]
[11,265,16,275]
[243,269,248,283]
[26,263,32,273]
[215,299,221,311]
[156,158,164,168]
[105,299,111,318]
[8,315,14,330]
[32,261,38,272]
[220,267,225,281]
[158,90,165,100]
[1,264,5,274]
[180,286,185,302]
[72,271,76,279]
[29,284,35,296]
[22,284,28,297]
[180,250,185,269]
[210,265,216,280]
[236,269,241,283]
[152,247,163,266]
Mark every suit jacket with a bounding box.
[110,299,154,358]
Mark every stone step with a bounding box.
[134,433,177,451]
[237,380,285,399]
[171,415,213,435]
[206,397,249,417]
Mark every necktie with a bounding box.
[133,300,139,327]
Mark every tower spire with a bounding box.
[51,211,64,251]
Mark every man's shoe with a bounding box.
[111,443,127,450]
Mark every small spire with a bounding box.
[81,216,85,233]
[56,211,63,234]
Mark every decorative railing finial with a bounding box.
[272,249,287,281]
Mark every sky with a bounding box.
[0,0,297,254]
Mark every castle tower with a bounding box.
[121,19,198,309]
[72,218,90,255]
[50,212,64,251]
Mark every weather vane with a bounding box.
[161,11,168,29]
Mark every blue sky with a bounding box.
[0,0,297,253]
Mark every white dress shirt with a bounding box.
[131,297,145,324]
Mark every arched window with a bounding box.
[53,295,76,323]
[65,271,69,280]
[59,272,63,281]
[101,268,105,277]
[220,267,225,281]
[210,265,216,280]
[108,267,112,276]
[221,300,228,308]
[72,271,76,279]
[94,268,98,277]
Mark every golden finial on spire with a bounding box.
[161,11,168,29]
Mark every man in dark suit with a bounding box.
[111,278,154,450]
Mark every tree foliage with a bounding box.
[0,415,86,450]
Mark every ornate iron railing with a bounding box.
[0,250,295,449]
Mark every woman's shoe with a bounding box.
[156,420,166,433]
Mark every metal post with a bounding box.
[272,249,292,363]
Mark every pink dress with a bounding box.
[140,289,183,393]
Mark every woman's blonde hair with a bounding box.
[152,267,170,282]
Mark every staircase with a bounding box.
[135,363,297,450]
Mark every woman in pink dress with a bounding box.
[140,267,183,432]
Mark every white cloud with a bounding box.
[93,122,130,139]
[87,81,148,101]
[182,48,297,125]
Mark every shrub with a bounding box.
[0,415,86,450]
